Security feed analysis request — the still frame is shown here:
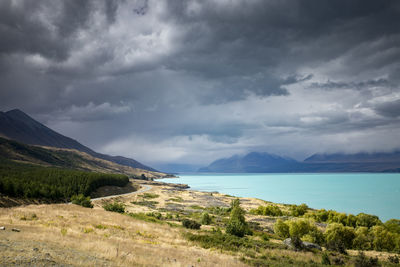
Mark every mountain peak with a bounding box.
[0,108,158,172]
[199,151,298,173]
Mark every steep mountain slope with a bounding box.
[0,109,157,172]
[0,137,165,179]
[198,152,300,173]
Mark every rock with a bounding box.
[0,226,5,230]
[283,238,321,251]
[303,241,322,250]
[11,228,20,232]
[33,248,39,252]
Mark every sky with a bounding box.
[1,0,400,168]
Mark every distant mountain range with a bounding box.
[0,109,158,172]
[199,151,400,173]
[198,152,300,173]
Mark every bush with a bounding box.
[384,219,400,234]
[306,210,357,227]
[103,202,125,213]
[353,226,373,250]
[71,194,93,208]
[287,218,313,238]
[274,219,290,238]
[251,205,283,216]
[354,252,380,267]
[356,213,382,228]
[302,227,325,245]
[147,212,162,220]
[201,212,212,225]
[226,199,251,237]
[142,193,159,199]
[324,223,355,253]
[370,225,396,251]
[289,203,308,217]
[182,219,201,229]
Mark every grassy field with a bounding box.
[1,180,399,266]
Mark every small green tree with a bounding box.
[384,219,400,234]
[274,219,290,238]
[290,203,308,217]
[324,223,355,253]
[226,199,251,237]
[353,226,373,250]
[71,194,93,208]
[287,218,312,238]
[371,225,396,251]
[356,213,382,228]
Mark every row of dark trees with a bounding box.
[0,160,128,200]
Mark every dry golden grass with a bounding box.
[0,203,247,266]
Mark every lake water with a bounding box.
[164,173,400,222]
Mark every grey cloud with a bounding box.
[0,1,69,61]
[105,0,119,24]
[309,79,390,90]
[374,100,400,118]
[1,0,400,165]
[56,0,92,38]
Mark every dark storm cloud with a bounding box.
[0,1,68,61]
[56,0,92,38]
[104,0,119,24]
[1,0,400,164]
[309,79,390,90]
[374,100,400,118]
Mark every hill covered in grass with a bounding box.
[0,137,166,179]
[0,109,158,172]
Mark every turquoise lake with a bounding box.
[165,173,400,222]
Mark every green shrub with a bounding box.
[353,226,373,250]
[251,205,283,216]
[226,199,251,237]
[287,218,313,238]
[302,227,325,245]
[71,194,93,208]
[306,209,357,227]
[324,223,355,253]
[274,219,290,238]
[103,202,125,213]
[289,203,308,217]
[356,213,382,228]
[201,212,212,225]
[142,193,159,199]
[370,225,396,251]
[384,219,400,234]
[182,218,201,229]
